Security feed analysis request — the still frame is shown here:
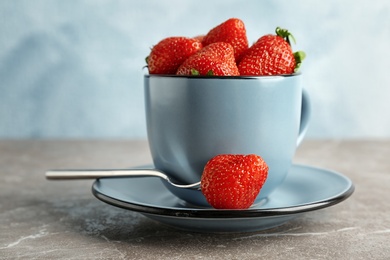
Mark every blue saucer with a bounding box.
[92,164,354,233]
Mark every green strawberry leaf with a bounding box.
[275,27,296,46]
[191,68,200,75]
[143,56,149,70]
[190,69,214,76]
[294,51,306,72]
[206,70,214,76]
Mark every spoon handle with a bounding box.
[45,169,168,180]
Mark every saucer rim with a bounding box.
[91,164,355,219]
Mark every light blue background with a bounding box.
[1,0,389,139]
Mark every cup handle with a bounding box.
[297,88,311,146]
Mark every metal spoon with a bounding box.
[45,169,201,190]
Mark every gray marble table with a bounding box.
[0,140,389,259]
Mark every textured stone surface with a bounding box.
[0,140,389,259]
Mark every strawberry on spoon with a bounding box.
[47,154,269,210]
[201,154,269,209]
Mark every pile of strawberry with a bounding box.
[146,18,305,76]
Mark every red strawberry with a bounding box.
[147,37,202,74]
[202,18,249,62]
[238,27,306,76]
[201,154,269,209]
[176,42,239,76]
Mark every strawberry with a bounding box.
[176,42,239,76]
[238,27,306,76]
[202,18,249,62]
[147,37,202,74]
[201,154,269,209]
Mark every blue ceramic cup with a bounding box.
[144,74,310,206]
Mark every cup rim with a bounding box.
[144,72,301,80]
